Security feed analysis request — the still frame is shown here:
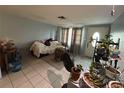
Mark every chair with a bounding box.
[61,52,74,88]
[62,52,74,72]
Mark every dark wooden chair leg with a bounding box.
[114,60,118,68]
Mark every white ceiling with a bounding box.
[0,5,124,27]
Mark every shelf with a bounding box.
[96,41,119,46]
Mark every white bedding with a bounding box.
[30,41,65,58]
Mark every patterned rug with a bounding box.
[42,54,64,70]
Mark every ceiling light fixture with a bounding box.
[111,5,115,16]
[58,16,66,20]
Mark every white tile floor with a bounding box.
[0,54,69,88]
[0,53,124,88]
[1,54,124,88]
[0,54,92,88]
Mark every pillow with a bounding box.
[44,38,53,46]
[48,38,53,41]
[50,41,62,47]
[44,40,50,46]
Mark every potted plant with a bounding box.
[71,64,83,81]
[108,81,124,88]
[88,62,106,87]
[105,66,121,79]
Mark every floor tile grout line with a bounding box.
[22,67,52,88]
[22,62,51,88]
[22,61,46,88]
[29,59,57,87]
[39,57,68,83]
[8,71,31,88]
[7,72,14,88]
[21,69,35,88]
[38,71,56,86]
[31,58,64,87]
[30,62,53,87]
[36,72,55,87]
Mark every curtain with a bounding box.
[61,28,69,45]
[56,27,62,42]
[70,27,83,56]
[56,27,69,46]
[56,27,83,56]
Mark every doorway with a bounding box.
[85,26,109,57]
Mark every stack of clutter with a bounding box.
[8,49,22,72]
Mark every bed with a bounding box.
[30,40,65,58]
